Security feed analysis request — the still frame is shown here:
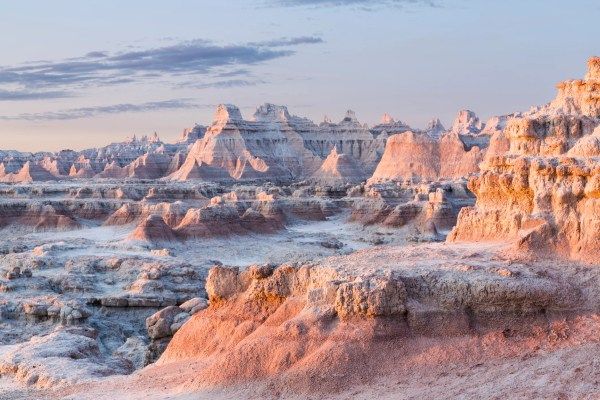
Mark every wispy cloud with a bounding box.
[269,0,439,9]
[0,99,203,121]
[0,36,323,93]
[0,89,72,101]
[182,79,266,90]
[248,36,324,47]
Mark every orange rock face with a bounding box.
[550,57,600,117]
[449,58,600,262]
[449,154,600,262]
[370,128,487,182]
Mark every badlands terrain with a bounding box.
[0,58,599,399]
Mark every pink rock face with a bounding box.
[105,201,191,227]
[39,156,71,177]
[169,103,389,183]
[381,113,395,124]
[173,202,283,239]
[97,161,127,179]
[450,109,484,135]
[70,158,98,178]
[311,147,367,184]
[0,161,58,183]
[154,256,577,395]
[124,153,172,179]
[424,117,446,140]
[370,131,440,181]
[0,202,80,230]
[178,126,206,144]
[129,214,176,242]
[370,113,412,138]
[449,58,600,262]
[370,126,487,182]
[439,133,487,179]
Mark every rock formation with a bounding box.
[0,103,509,185]
[129,215,177,243]
[449,57,600,262]
[370,109,496,182]
[153,249,579,396]
[170,104,318,182]
[370,131,440,181]
[0,161,59,183]
[311,147,368,184]
[370,113,412,138]
[424,117,446,139]
[2,60,599,400]
[178,125,206,144]
[170,104,390,183]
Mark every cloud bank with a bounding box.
[0,36,323,95]
[0,99,203,121]
[0,89,72,101]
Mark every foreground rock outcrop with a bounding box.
[151,244,582,396]
[370,110,496,182]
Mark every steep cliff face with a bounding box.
[370,110,492,182]
[311,147,368,184]
[504,115,598,156]
[0,161,58,183]
[439,132,487,179]
[169,104,315,182]
[98,153,173,179]
[305,110,387,175]
[449,58,600,262]
[170,104,389,183]
[155,249,579,394]
[449,153,600,262]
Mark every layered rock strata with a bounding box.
[449,57,600,262]
[154,247,580,395]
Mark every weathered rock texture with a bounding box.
[155,247,580,395]
[169,105,389,183]
[370,110,492,182]
[311,147,368,184]
[350,180,474,236]
[450,57,600,262]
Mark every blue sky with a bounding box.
[0,0,599,151]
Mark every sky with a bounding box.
[0,0,599,152]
